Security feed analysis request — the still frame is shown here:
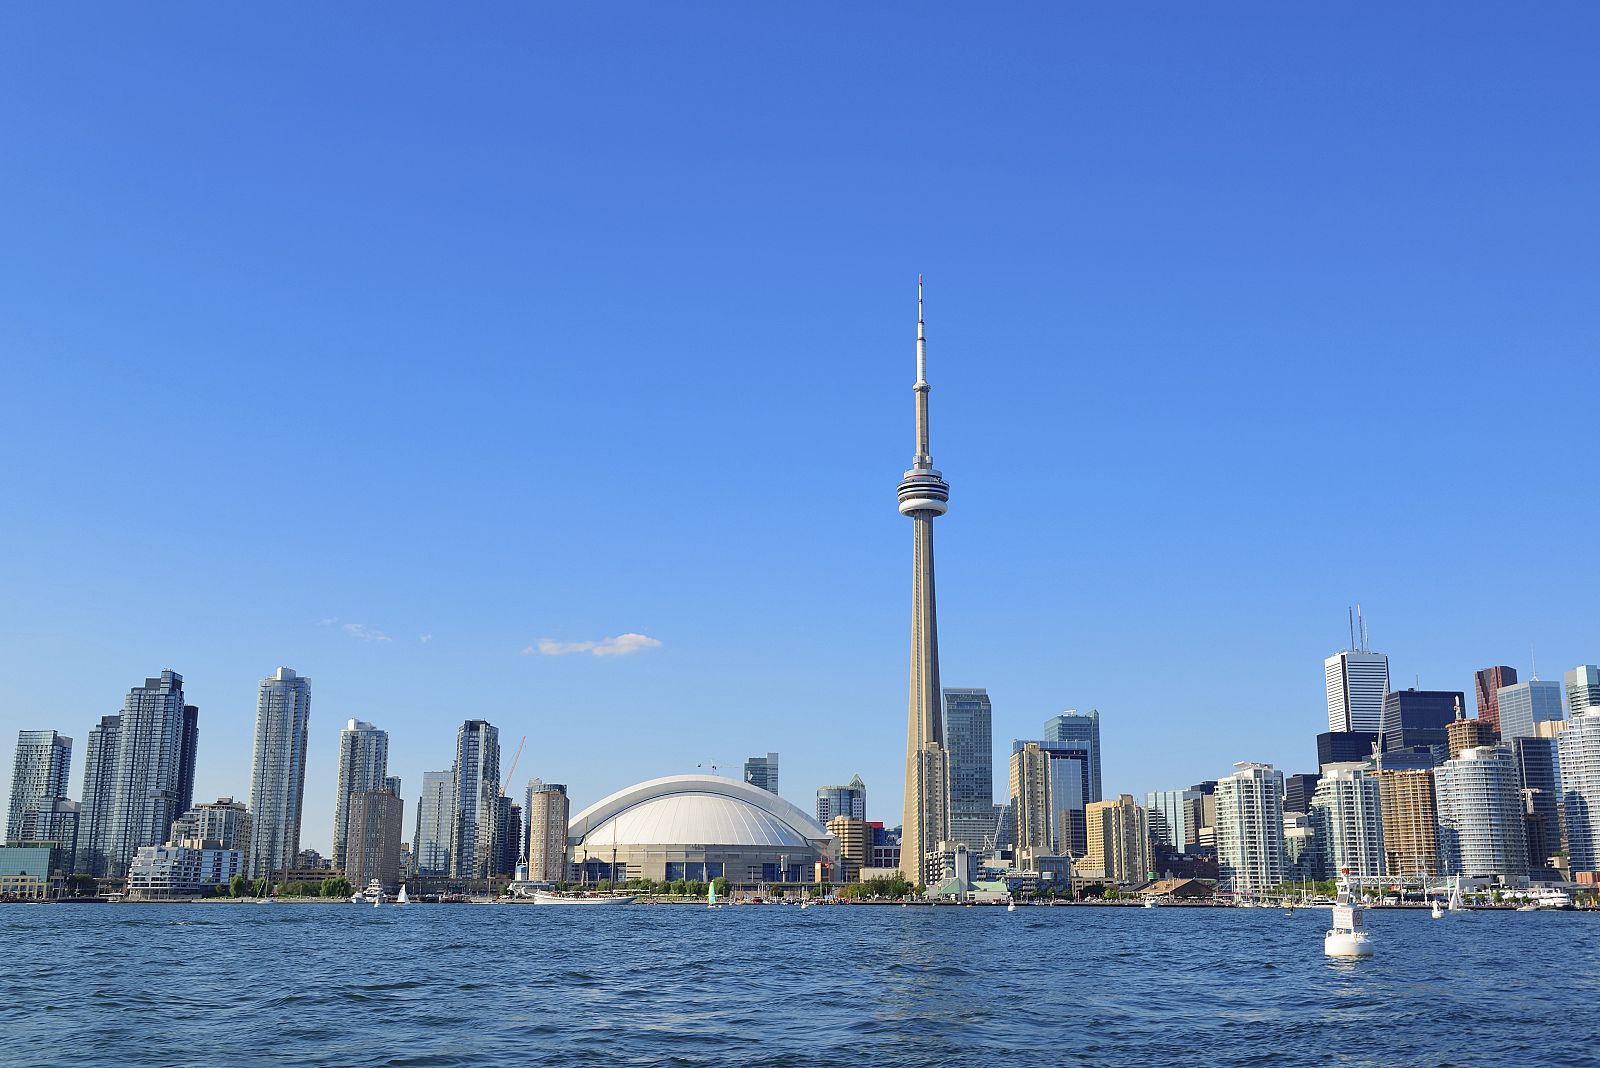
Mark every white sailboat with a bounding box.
[1324,869,1373,958]
[396,884,409,905]
[1447,875,1467,913]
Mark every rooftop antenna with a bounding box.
[1348,607,1356,650]
[1530,644,1539,681]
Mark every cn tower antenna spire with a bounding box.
[914,275,931,468]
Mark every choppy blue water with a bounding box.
[4,902,1596,1067]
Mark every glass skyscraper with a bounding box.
[7,730,73,844]
[1557,711,1600,874]
[815,775,867,824]
[101,671,192,880]
[1146,788,1202,853]
[743,753,779,795]
[1043,710,1102,802]
[1566,665,1600,719]
[247,667,312,879]
[1496,680,1564,742]
[1474,665,1517,734]
[1325,649,1390,733]
[332,719,390,873]
[943,689,997,851]
[1435,744,1528,881]
[1512,736,1562,872]
[450,720,500,880]
[413,770,453,876]
[75,715,121,876]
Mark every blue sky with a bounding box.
[2,5,1596,851]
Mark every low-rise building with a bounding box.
[126,840,246,899]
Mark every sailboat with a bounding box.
[1447,875,1467,913]
[396,884,409,906]
[707,881,718,909]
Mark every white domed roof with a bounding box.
[570,774,832,850]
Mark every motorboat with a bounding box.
[530,890,636,905]
[350,879,385,906]
[1143,897,1159,909]
[1324,870,1373,958]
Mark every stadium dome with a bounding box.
[568,774,835,885]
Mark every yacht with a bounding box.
[1324,870,1373,958]
[530,890,636,905]
[1532,887,1573,910]
[350,879,386,905]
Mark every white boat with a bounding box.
[396,884,409,905]
[1447,876,1467,913]
[1007,898,1016,912]
[1324,870,1373,958]
[350,879,386,906]
[1532,887,1573,910]
[1431,899,1443,919]
[1143,896,1158,908]
[530,890,636,906]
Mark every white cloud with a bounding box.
[419,634,433,643]
[318,617,339,627]
[343,623,392,642]
[523,632,662,658]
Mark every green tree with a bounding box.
[712,876,730,899]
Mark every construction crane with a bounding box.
[501,734,527,796]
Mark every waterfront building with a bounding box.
[29,799,80,869]
[1309,763,1384,880]
[743,753,779,795]
[1043,710,1103,804]
[1379,690,1461,764]
[1146,788,1201,854]
[413,770,452,876]
[102,670,192,881]
[1497,680,1564,742]
[449,720,501,880]
[568,774,832,884]
[1512,736,1562,871]
[1374,769,1438,876]
[1283,773,1321,816]
[169,797,251,857]
[1325,647,1390,733]
[1447,709,1499,761]
[345,789,404,892]
[126,841,245,899]
[176,704,200,819]
[897,281,952,884]
[75,715,120,877]
[1084,794,1150,885]
[1009,742,1051,860]
[1474,666,1517,735]
[6,730,73,845]
[332,720,390,873]
[0,843,62,899]
[1435,746,1529,882]
[1215,763,1285,896]
[1557,709,1600,874]
[248,667,312,879]
[526,780,570,883]
[1567,666,1600,720]
[815,775,867,824]
[827,815,871,882]
[1316,731,1379,770]
[943,688,998,851]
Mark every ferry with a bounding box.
[530,890,636,906]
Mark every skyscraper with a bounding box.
[526,779,570,883]
[1374,768,1438,876]
[1557,709,1600,874]
[1309,763,1385,880]
[7,730,72,844]
[1378,689,1462,762]
[449,720,500,880]
[1496,679,1564,742]
[247,667,312,879]
[345,789,404,892]
[1435,745,1528,881]
[1447,709,1498,761]
[1566,665,1600,719]
[413,770,453,876]
[332,719,390,872]
[943,688,997,851]
[1043,710,1102,804]
[1474,665,1517,734]
[815,776,867,824]
[1215,763,1285,895]
[898,279,951,884]
[1512,736,1562,872]
[1146,788,1202,854]
[1009,742,1051,861]
[1325,648,1390,733]
[75,714,121,877]
[1282,773,1321,817]
[1084,794,1150,885]
[103,670,191,880]
[743,753,779,795]
[176,704,200,819]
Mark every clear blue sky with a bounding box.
[2,5,1596,851]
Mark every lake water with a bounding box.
[5,902,1595,1066]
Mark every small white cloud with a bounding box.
[523,632,662,657]
[419,634,433,643]
[318,617,339,627]
[343,623,392,642]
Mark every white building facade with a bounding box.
[1325,650,1390,732]
[1558,708,1600,874]
[1434,745,1528,882]
[247,667,312,879]
[1215,762,1285,895]
[1309,763,1385,880]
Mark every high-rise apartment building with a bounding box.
[1474,666,1517,735]
[1378,690,1461,762]
[332,720,390,873]
[413,770,453,876]
[1566,665,1600,719]
[943,689,997,851]
[1374,769,1438,876]
[1215,763,1285,895]
[7,730,73,844]
[1009,742,1051,860]
[1557,710,1600,874]
[102,670,192,880]
[1497,680,1564,742]
[1146,788,1202,854]
[827,815,871,882]
[176,704,200,819]
[1084,794,1150,885]
[345,789,404,892]
[815,776,867,824]
[1512,736,1562,872]
[169,797,251,856]
[1435,745,1529,881]
[1309,764,1385,880]
[1325,648,1390,733]
[449,720,500,880]
[526,780,569,883]
[743,753,779,795]
[248,667,312,879]
[1447,709,1499,761]
[75,715,121,877]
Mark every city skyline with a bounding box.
[2,7,1598,848]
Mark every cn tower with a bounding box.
[898,277,951,885]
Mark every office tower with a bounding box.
[743,753,779,795]
[248,667,312,879]
[1215,763,1285,896]
[332,720,390,872]
[1043,711,1102,803]
[526,780,570,883]
[1325,645,1390,733]
[1447,712,1498,761]
[1497,680,1564,742]
[176,704,200,819]
[1316,731,1379,769]
[1474,666,1516,735]
[1035,740,1092,857]
[1567,665,1600,719]
[1009,742,1051,859]
[103,670,191,880]
[449,720,501,880]
[1374,769,1438,877]
[1283,773,1321,817]
[898,280,952,884]
[1435,746,1529,881]
[384,775,402,798]
[1378,689,1462,762]
[75,715,120,877]
[827,815,871,882]
[413,770,453,876]
[169,797,251,856]
[1146,789,1201,854]
[1309,764,1385,880]
[816,775,868,824]
[943,688,997,851]
[7,730,73,844]
[1512,737,1562,871]
[1084,794,1150,885]
[345,789,404,892]
[1188,781,1219,852]
[1557,710,1600,874]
